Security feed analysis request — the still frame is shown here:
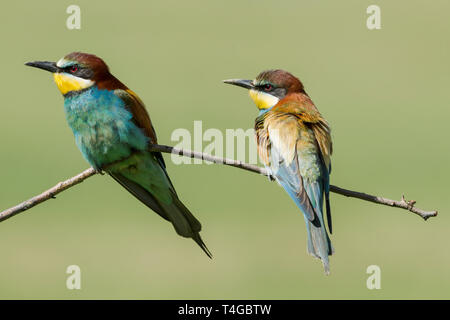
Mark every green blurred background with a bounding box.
[0,0,449,299]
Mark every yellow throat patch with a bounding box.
[249,89,280,110]
[53,73,94,95]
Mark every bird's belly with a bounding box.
[74,123,134,168]
[296,144,322,182]
[294,128,321,180]
[64,90,148,169]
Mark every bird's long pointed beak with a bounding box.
[25,61,58,73]
[223,79,254,90]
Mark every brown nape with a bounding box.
[65,52,128,90]
[96,74,128,91]
[256,69,305,94]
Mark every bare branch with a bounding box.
[154,144,270,177]
[328,186,437,221]
[0,168,96,222]
[0,144,437,223]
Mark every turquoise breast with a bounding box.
[63,86,149,170]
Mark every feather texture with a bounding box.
[63,83,210,257]
[255,91,333,273]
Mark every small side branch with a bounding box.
[329,185,437,221]
[0,144,438,223]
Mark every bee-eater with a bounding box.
[25,52,211,258]
[224,70,333,273]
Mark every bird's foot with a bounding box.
[94,167,105,175]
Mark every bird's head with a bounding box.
[223,69,305,111]
[25,52,113,95]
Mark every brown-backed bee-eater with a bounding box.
[25,52,211,258]
[224,70,333,273]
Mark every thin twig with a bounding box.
[0,144,438,223]
[0,168,96,222]
[328,186,437,221]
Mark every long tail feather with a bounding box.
[305,182,333,274]
[305,218,333,274]
[109,171,212,258]
[166,196,213,259]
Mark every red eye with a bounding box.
[70,65,78,73]
[263,84,272,91]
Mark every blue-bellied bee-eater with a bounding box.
[224,70,333,273]
[25,52,211,258]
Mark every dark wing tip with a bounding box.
[326,195,332,234]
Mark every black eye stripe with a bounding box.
[61,65,94,79]
[255,85,287,100]
[256,83,274,91]
[64,64,79,72]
